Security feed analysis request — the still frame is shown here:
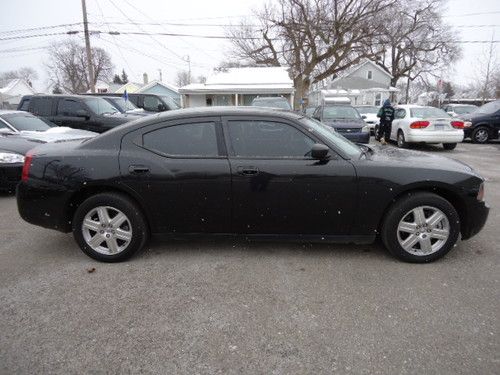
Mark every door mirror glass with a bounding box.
[361,115,367,120]
[310,143,330,160]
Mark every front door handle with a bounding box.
[129,165,150,174]
[237,166,259,176]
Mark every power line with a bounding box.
[444,10,500,17]
[0,22,82,36]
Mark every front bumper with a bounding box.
[461,199,490,240]
[0,163,23,192]
[336,131,370,144]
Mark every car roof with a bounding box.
[27,94,101,100]
[396,104,431,109]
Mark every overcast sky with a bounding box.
[0,0,499,91]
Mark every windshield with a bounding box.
[355,106,378,114]
[84,98,119,115]
[305,107,316,116]
[108,97,139,112]
[410,107,449,118]
[299,117,361,158]
[323,106,361,120]
[161,96,180,110]
[476,100,500,114]
[252,98,292,110]
[452,105,477,114]
[2,113,52,131]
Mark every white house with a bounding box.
[0,79,36,109]
[309,60,399,107]
[179,67,294,108]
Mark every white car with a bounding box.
[389,105,464,150]
[0,110,97,141]
[442,103,478,118]
[354,105,379,132]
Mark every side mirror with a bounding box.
[361,115,367,119]
[311,143,330,160]
[76,109,90,119]
[312,114,320,120]
[158,104,166,111]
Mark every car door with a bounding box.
[222,116,357,236]
[391,108,406,140]
[119,117,231,234]
[55,98,97,131]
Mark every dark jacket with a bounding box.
[377,100,395,123]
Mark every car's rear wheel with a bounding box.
[397,130,408,148]
[381,192,460,263]
[443,143,457,150]
[471,127,489,143]
[72,193,149,262]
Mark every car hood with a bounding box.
[367,145,477,175]
[0,135,45,155]
[18,127,97,142]
[362,113,378,122]
[323,119,365,128]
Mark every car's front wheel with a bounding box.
[72,193,149,262]
[471,126,489,143]
[381,192,460,263]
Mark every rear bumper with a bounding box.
[337,131,370,144]
[0,163,23,192]
[16,181,73,232]
[405,130,464,143]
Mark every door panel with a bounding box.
[223,117,357,235]
[120,117,231,234]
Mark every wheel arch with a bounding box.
[65,184,153,233]
[377,184,467,238]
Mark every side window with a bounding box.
[227,120,315,158]
[313,106,321,118]
[19,99,30,111]
[143,122,218,157]
[395,108,406,119]
[367,70,373,80]
[31,98,53,116]
[143,96,162,112]
[128,96,140,106]
[0,119,9,129]
[57,99,85,116]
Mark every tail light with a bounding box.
[451,121,464,129]
[410,121,430,129]
[21,152,33,182]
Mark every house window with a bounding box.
[367,70,373,80]
[375,93,382,106]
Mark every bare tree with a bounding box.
[0,67,38,86]
[227,0,396,108]
[175,70,191,87]
[370,0,460,93]
[46,40,114,94]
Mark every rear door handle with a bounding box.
[237,166,259,176]
[129,165,150,174]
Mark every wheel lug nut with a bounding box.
[100,230,104,234]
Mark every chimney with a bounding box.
[143,73,149,85]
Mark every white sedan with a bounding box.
[389,105,464,150]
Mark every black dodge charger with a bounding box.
[17,107,489,263]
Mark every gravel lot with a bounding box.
[1,140,498,374]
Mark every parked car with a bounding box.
[0,110,97,141]
[84,93,180,113]
[0,119,96,192]
[460,100,500,143]
[312,104,370,143]
[354,105,380,133]
[17,95,135,133]
[99,96,151,117]
[251,97,292,110]
[442,104,477,118]
[17,107,488,263]
[387,105,464,150]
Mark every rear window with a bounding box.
[410,107,449,118]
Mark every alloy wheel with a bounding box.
[474,129,488,143]
[396,206,450,256]
[81,206,132,255]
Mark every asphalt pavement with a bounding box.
[0,140,498,374]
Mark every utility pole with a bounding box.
[81,0,95,93]
[184,55,191,84]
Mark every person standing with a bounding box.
[377,99,395,145]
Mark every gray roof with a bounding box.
[329,76,390,90]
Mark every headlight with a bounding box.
[0,152,25,164]
[464,121,472,128]
[361,125,370,133]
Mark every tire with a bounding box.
[471,126,489,144]
[397,130,408,148]
[72,193,149,262]
[381,192,460,263]
[443,143,457,150]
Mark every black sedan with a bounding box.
[17,107,489,263]
[461,100,500,143]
